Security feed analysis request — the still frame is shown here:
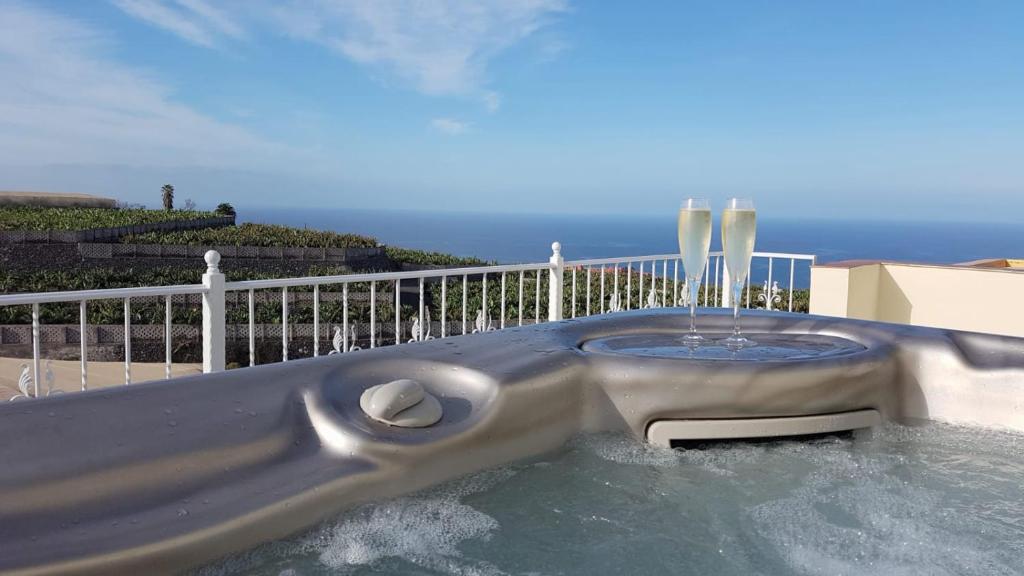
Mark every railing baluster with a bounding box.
[767,257,774,311]
[714,256,720,307]
[482,273,488,328]
[281,287,289,361]
[394,279,401,345]
[600,266,606,313]
[613,265,619,311]
[705,258,711,307]
[745,273,751,309]
[462,275,468,335]
[441,276,447,337]
[31,302,40,397]
[165,295,172,379]
[702,258,710,306]
[673,259,679,306]
[570,267,576,319]
[123,297,131,385]
[789,258,796,312]
[313,284,321,357]
[79,300,87,391]
[655,260,660,304]
[626,263,632,310]
[417,277,425,342]
[586,267,592,316]
[370,281,377,349]
[535,269,541,324]
[248,289,255,366]
[344,283,350,351]
[518,270,525,326]
[662,259,668,307]
[500,272,506,329]
[638,261,644,308]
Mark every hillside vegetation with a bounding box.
[0,206,216,231]
[384,247,487,266]
[1,206,493,295]
[124,223,378,248]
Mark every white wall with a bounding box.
[810,262,1024,337]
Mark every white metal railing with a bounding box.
[0,283,208,396]
[564,250,817,314]
[0,243,815,398]
[223,259,554,366]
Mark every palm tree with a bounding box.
[161,184,174,211]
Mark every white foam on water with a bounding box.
[576,433,680,466]
[200,423,1024,575]
[572,427,1024,575]
[747,429,1023,575]
[673,440,785,477]
[306,467,516,575]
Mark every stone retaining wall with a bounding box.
[0,243,389,273]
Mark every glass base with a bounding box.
[681,332,705,344]
[720,334,755,350]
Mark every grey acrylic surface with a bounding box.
[1,308,1023,575]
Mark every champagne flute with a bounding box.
[677,198,712,344]
[721,198,756,348]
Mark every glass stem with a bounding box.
[732,281,743,337]
[688,278,700,335]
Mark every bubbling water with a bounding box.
[199,423,1024,576]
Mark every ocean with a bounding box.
[241,207,1024,288]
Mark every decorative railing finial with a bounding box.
[676,279,691,307]
[471,309,495,333]
[348,324,360,351]
[204,250,221,273]
[11,361,62,401]
[14,364,31,400]
[644,286,659,309]
[759,280,782,310]
[329,324,361,353]
[608,292,623,313]
[551,241,561,258]
[409,309,434,343]
[330,326,343,355]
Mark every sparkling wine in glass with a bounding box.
[721,198,756,348]
[677,198,712,344]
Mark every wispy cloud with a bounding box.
[430,117,469,135]
[274,0,568,107]
[111,0,243,47]
[0,2,286,168]
[114,0,568,110]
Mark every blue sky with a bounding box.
[1,1,1022,221]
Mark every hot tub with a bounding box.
[1,308,1022,575]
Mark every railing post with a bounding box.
[548,241,564,321]
[202,250,226,373]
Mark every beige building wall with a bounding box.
[810,261,1024,337]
